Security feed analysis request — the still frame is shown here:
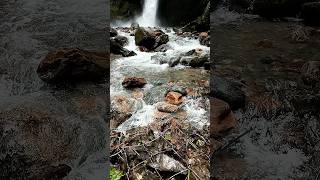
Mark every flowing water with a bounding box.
[111,28,210,132]
[136,0,159,27]
[110,2,211,178]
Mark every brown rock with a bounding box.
[165,92,183,105]
[122,77,147,89]
[156,102,179,113]
[110,95,136,129]
[211,98,236,135]
[37,48,109,83]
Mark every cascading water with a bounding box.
[135,0,159,27]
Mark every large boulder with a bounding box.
[110,38,136,57]
[37,48,109,83]
[135,27,156,50]
[135,28,170,51]
[302,2,320,26]
[211,76,246,110]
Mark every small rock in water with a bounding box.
[131,22,139,29]
[199,32,210,47]
[168,57,181,67]
[167,85,188,96]
[154,44,172,52]
[110,28,118,37]
[156,102,179,113]
[122,77,147,89]
[166,91,183,105]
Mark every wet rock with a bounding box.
[148,154,187,173]
[154,44,172,52]
[156,102,179,113]
[110,28,118,37]
[122,77,147,89]
[167,85,188,96]
[180,54,209,68]
[154,34,169,48]
[151,54,169,64]
[111,95,137,128]
[301,61,320,85]
[131,22,139,29]
[111,39,136,57]
[114,35,129,47]
[302,2,320,26]
[168,57,181,67]
[37,48,109,83]
[211,98,237,136]
[135,27,156,50]
[199,32,210,47]
[211,76,246,110]
[166,91,183,105]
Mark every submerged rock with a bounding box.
[166,91,183,105]
[122,77,147,89]
[37,48,109,83]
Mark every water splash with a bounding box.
[135,0,159,27]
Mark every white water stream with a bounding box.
[111,0,210,132]
[136,0,159,27]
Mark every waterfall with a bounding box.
[136,0,159,27]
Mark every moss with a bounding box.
[110,167,124,180]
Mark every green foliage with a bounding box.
[110,167,124,180]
